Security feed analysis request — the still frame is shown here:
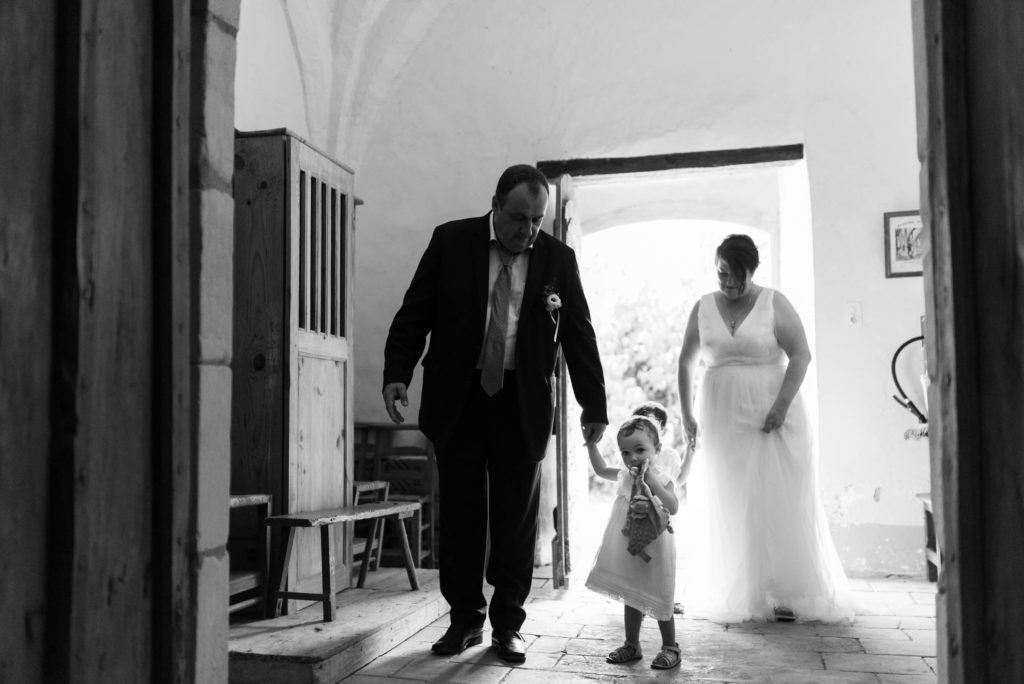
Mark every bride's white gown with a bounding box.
[685,288,853,623]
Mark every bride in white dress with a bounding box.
[677,234,852,623]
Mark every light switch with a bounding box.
[844,301,862,327]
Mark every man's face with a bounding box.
[492,183,548,253]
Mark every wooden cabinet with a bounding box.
[231,129,356,606]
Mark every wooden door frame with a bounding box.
[913,0,1024,681]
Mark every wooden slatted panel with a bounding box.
[331,187,339,336]
[298,170,307,330]
[320,181,328,333]
[337,192,347,337]
[310,175,319,332]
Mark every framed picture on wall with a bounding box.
[884,210,923,277]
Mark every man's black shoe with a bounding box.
[491,629,527,663]
[430,624,483,655]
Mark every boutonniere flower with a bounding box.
[543,285,562,341]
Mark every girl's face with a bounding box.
[618,429,659,468]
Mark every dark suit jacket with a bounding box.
[383,214,608,461]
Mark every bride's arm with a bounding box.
[764,290,811,432]
[677,303,701,447]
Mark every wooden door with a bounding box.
[549,174,579,588]
[285,139,356,604]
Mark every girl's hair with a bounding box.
[631,401,668,431]
[617,415,662,449]
[716,234,760,280]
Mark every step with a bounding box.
[228,568,444,684]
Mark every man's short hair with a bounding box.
[494,164,550,207]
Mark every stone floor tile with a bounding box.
[767,671,879,683]
[565,637,620,657]
[529,635,570,653]
[824,653,933,675]
[910,591,936,605]
[405,624,446,643]
[502,669,613,683]
[852,614,900,629]
[353,654,418,679]
[877,675,938,684]
[340,675,428,683]
[761,634,864,654]
[726,621,821,636]
[815,625,911,641]
[865,591,920,606]
[554,653,652,678]
[521,618,584,638]
[861,638,936,657]
[898,604,936,617]
[897,616,935,630]
[392,657,511,683]
[901,629,936,644]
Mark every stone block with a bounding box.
[195,549,229,684]
[197,363,231,552]
[194,188,234,365]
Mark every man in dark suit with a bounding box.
[382,164,607,663]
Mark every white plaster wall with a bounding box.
[235,0,928,575]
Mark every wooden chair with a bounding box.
[354,423,438,568]
[228,494,273,616]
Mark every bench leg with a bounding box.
[409,508,422,569]
[357,518,380,588]
[272,527,295,617]
[395,515,419,590]
[320,526,336,621]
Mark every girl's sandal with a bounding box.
[606,641,642,664]
[650,643,681,670]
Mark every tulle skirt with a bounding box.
[683,363,853,623]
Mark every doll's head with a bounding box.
[617,415,662,468]
[631,401,668,432]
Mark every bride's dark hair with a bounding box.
[716,234,760,280]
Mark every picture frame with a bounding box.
[884,210,923,278]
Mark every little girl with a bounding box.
[585,416,681,670]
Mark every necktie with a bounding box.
[480,246,516,396]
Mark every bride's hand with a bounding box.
[681,413,698,449]
[762,401,789,433]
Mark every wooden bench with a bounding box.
[266,500,421,621]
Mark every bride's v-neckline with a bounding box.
[714,287,764,337]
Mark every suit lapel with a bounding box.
[522,231,548,334]
[473,214,491,330]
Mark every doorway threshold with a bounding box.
[229,568,444,684]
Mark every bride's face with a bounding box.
[618,431,659,468]
[716,258,750,299]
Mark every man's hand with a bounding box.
[382,382,409,424]
[581,422,607,446]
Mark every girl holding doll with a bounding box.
[584,416,681,670]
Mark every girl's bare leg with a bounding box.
[657,617,675,647]
[624,605,643,643]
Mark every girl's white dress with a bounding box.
[586,457,678,621]
[686,288,853,623]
